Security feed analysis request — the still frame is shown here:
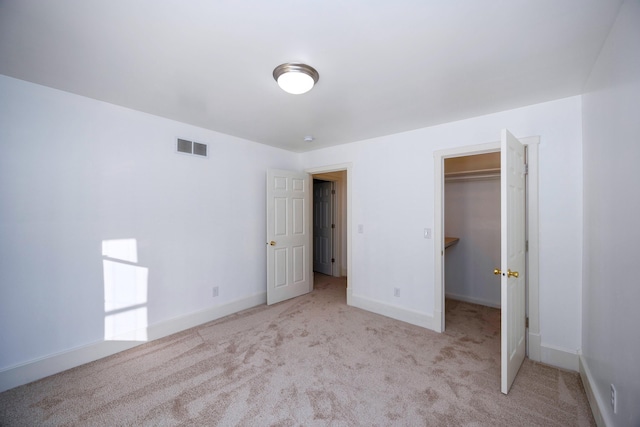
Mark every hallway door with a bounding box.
[266,169,312,305]
[313,180,334,275]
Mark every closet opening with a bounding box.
[444,152,501,310]
[433,137,541,363]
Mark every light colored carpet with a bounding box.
[0,274,594,426]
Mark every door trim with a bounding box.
[305,163,352,305]
[433,137,540,362]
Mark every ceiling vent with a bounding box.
[177,138,208,158]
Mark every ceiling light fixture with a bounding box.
[273,63,319,95]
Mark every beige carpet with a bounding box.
[0,274,594,426]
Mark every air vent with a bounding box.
[177,138,192,154]
[193,142,207,157]
[176,138,208,158]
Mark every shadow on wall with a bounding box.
[102,239,148,342]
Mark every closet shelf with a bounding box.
[444,237,459,249]
[445,168,500,182]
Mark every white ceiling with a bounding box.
[0,0,622,152]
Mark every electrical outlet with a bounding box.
[394,287,400,297]
[212,286,219,297]
[611,384,617,414]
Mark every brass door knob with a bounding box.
[269,241,276,246]
[494,268,519,278]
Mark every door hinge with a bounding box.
[331,189,336,194]
[526,317,529,329]
[331,224,335,229]
[525,163,529,175]
[526,240,529,252]
[331,258,335,263]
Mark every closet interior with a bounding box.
[444,152,501,308]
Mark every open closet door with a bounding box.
[266,169,312,305]
[500,129,527,394]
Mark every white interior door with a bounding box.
[266,169,312,305]
[313,180,333,275]
[500,129,527,394]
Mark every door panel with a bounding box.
[501,129,527,394]
[275,248,287,288]
[293,245,305,282]
[267,169,312,305]
[275,198,287,235]
[293,198,304,234]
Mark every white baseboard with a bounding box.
[579,354,608,427]
[349,293,435,331]
[528,331,542,362]
[0,292,266,393]
[540,343,579,371]
[445,292,501,309]
[145,292,266,342]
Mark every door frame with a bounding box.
[305,163,352,305]
[433,137,541,362]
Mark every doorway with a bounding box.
[311,171,346,278]
[306,164,352,304]
[434,138,541,361]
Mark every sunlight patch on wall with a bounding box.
[102,238,138,263]
[102,239,148,341]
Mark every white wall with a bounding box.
[445,178,501,308]
[581,1,640,425]
[0,75,298,388]
[300,95,583,365]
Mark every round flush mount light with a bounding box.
[303,136,315,143]
[273,63,319,95]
